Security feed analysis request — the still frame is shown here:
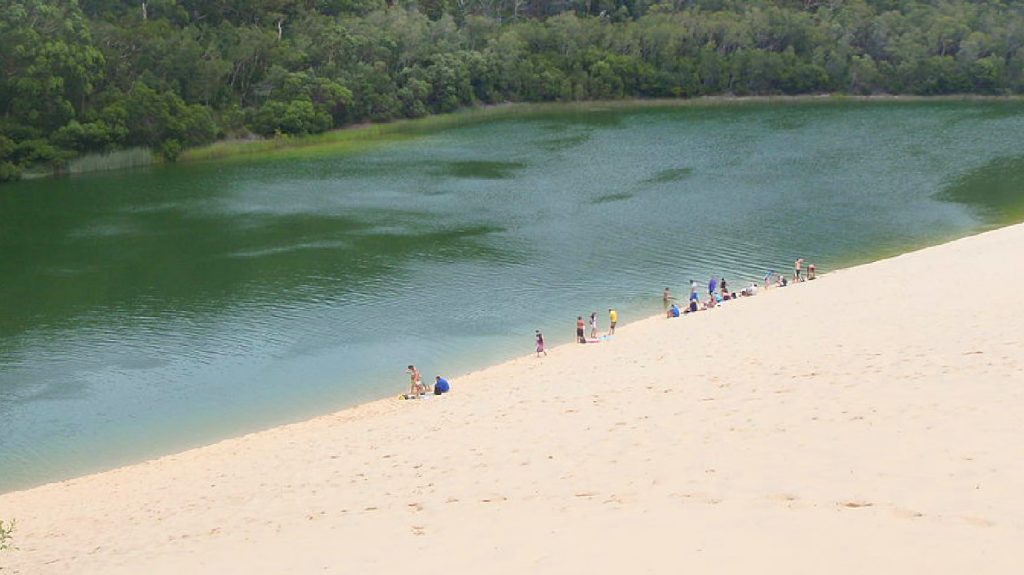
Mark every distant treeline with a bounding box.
[3,0,1024,180]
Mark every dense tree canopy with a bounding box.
[2,0,1024,180]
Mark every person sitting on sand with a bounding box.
[706,295,717,309]
[576,316,586,343]
[688,299,698,313]
[407,365,424,397]
[433,376,450,395]
[535,330,547,357]
[808,263,816,280]
[666,303,680,318]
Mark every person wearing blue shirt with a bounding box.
[433,376,450,395]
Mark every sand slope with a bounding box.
[2,224,1023,574]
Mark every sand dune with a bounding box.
[2,223,1023,574]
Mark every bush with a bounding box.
[159,139,183,162]
[0,518,15,552]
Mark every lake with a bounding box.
[2,100,1023,492]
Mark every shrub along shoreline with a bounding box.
[16,94,1023,180]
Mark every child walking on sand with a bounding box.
[535,330,547,357]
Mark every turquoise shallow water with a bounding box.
[2,101,1023,492]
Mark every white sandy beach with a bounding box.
[2,223,1023,574]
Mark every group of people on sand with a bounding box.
[535,307,620,358]
[406,258,817,396]
[571,308,618,345]
[663,277,737,317]
[663,258,818,318]
[403,365,449,399]
[765,258,816,287]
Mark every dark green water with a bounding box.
[2,101,1023,492]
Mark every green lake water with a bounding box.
[2,101,1023,492]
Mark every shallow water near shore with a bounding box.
[2,101,1024,492]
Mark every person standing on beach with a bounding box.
[406,365,424,397]
[690,280,698,301]
[608,308,617,335]
[589,312,598,339]
[794,258,804,282]
[576,316,586,343]
[662,287,674,309]
[535,330,547,357]
[708,276,718,296]
[720,277,728,294]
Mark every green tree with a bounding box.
[123,82,217,147]
[0,0,104,131]
[0,135,21,182]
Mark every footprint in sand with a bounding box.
[890,508,924,519]
[840,501,873,509]
[768,493,799,507]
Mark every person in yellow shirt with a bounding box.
[608,308,618,335]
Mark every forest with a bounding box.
[2,0,1024,180]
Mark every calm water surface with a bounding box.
[2,102,1023,492]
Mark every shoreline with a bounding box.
[2,222,1024,573]
[13,94,1024,181]
[118,94,1024,167]
[0,219,1015,497]
[0,222,976,497]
